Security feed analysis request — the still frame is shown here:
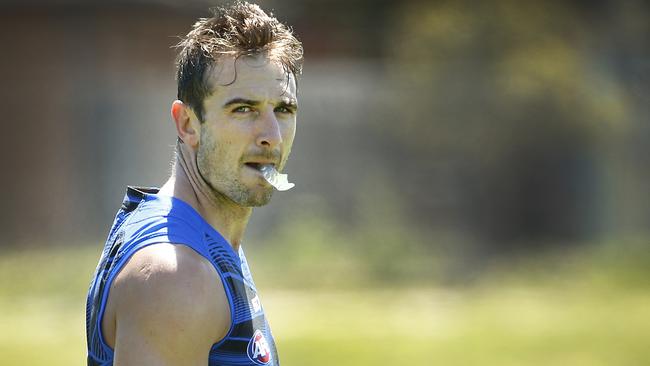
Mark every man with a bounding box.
[85,2,303,365]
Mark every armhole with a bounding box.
[95,240,236,353]
[167,241,237,347]
[199,246,236,348]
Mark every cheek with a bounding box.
[198,129,227,166]
[280,124,296,166]
[224,123,255,147]
[202,125,236,154]
[282,122,296,145]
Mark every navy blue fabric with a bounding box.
[86,187,279,366]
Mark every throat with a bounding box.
[171,148,253,252]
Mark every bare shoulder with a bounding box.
[103,243,231,364]
[112,243,217,299]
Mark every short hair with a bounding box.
[175,1,304,122]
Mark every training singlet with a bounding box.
[86,187,279,366]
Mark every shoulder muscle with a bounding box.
[107,243,230,365]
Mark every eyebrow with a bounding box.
[222,97,298,110]
[278,99,298,111]
[222,98,260,108]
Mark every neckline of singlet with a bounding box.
[127,186,242,262]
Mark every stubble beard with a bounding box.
[197,136,274,208]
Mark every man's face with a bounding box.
[196,55,298,207]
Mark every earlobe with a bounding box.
[171,100,200,147]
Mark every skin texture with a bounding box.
[101,56,298,365]
[103,244,228,365]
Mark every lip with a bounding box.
[243,163,276,180]
[244,161,277,170]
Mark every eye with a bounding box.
[233,105,253,113]
[274,106,295,114]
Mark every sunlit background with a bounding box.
[1,0,649,364]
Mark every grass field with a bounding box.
[0,243,648,365]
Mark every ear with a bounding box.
[171,100,201,148]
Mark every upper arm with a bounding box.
[106,243,230,366]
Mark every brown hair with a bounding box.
[175,1,303,122]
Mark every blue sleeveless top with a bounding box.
[86,187,279,366]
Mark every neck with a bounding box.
[159,141,253,251]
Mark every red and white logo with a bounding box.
[247,329,272,365]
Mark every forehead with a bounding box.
[206,55,297,102]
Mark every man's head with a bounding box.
[175,1,303,123]
[171,2,303,208]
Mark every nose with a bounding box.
[256,109,283,149]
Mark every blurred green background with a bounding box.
[1,0,649,365]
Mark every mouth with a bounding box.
[244,162,276,172]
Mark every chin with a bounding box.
[248,197,272,207]
[243,195,273,207]
[234,187,274,207]
[251,189,274,207]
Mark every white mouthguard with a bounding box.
[260,164,295,191]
